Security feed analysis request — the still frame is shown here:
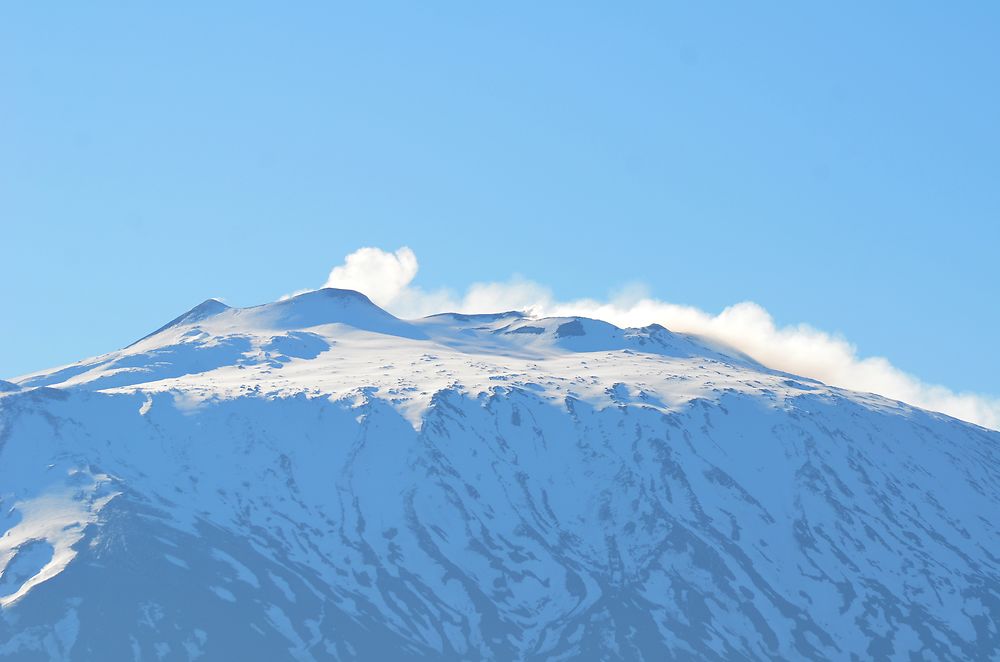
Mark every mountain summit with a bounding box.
[1,291,998,660]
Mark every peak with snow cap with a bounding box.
[128,298,230,347]
[2,287,998,660]
[10,288,759,392]
[236,288,427,339]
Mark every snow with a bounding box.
[0,465,118,607]
[0,288,998,659]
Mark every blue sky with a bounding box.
[2,3,997,401]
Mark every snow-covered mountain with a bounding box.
[1,288,998,660]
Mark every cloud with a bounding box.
[324,247,418,307]
[301,247,1000,430]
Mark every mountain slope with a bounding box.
[1,290,998,660]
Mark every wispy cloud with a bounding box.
[299,246,1000,430]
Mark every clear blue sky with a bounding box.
[2,3,997,395]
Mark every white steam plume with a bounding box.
[294,246,1000,430]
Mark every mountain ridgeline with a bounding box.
[1,289,998,660]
